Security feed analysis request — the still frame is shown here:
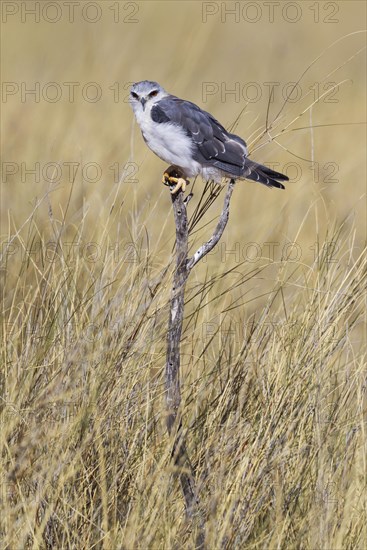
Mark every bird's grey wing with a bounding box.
[151,96,288,188]
[151,96,247,174]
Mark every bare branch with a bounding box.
[187,179,236,270]
[165,184,205,546]
[166,188,189,435]
[164,177,236,547]
[166,179,236,430]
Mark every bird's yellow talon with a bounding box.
[162,172,170,185]
[162,168,189,193]
[170,178,187,194]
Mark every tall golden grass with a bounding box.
[1,2,366,548]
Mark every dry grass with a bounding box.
[1,2,366,548]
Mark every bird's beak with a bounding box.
[140,98,146,110]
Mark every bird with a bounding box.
[129,80,288,194]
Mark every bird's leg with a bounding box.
[162,166,190,194]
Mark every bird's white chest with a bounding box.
[134,106,197,174]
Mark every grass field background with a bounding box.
[1,1,366,548]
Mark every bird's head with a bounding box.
[129,81,167,113]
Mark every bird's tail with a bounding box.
[243,159,289,190]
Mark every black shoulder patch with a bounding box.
[151,104,171,124]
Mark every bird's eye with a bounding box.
[149,90,159,98]
[131,91,139,100]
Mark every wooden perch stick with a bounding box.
[165,178,236,545]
